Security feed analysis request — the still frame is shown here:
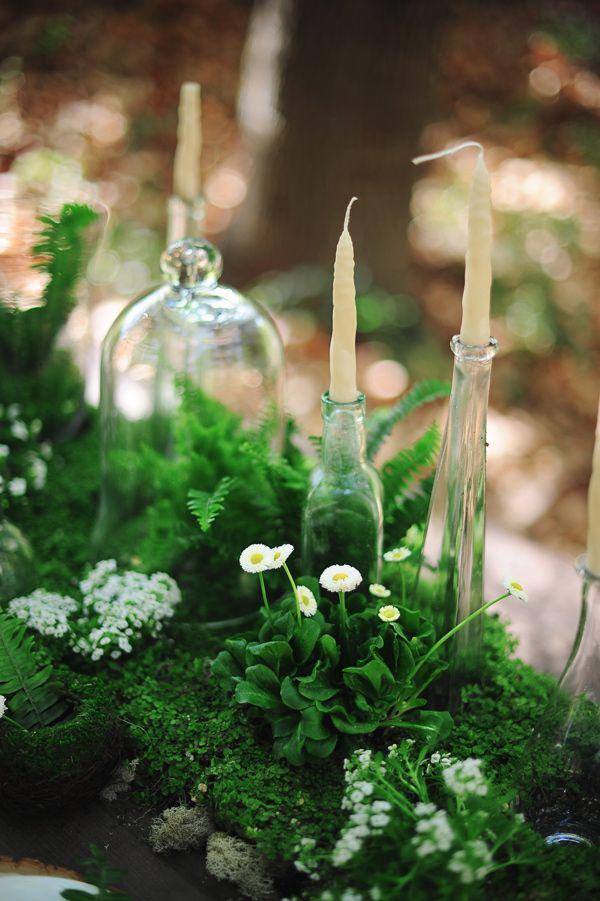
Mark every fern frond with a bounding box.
[0,614,68,729]
[381,422,440,523]
[366,380,450,459]
[187,477,235,533]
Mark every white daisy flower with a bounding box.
[8,477,27,497]
[502,579,528,603]
[319,564,362,594]
[378,605,401,623]
[383,547,411,563]
[369,583,391,598]
[270,544,294,569]
[239,543,273,573]
[297,585,318,617]
[0,695,6,718]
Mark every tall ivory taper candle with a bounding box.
[329,198,359,404]
[413,141,492,346]
[587,398,600,576]
[173,82,202,203]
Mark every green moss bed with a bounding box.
[4,414,600,899]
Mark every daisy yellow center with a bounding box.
[510,581,523,591]
[333,572,348,582]
[250,552,264,564]
[274,551,281,560]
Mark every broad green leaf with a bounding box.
[305,733,338,758]
[290,616,322,665]
[244,664,280,697]
[235,679,280,710]
[300,706,331,740]
[273,725,305,766]
[280,675,311,710]
[246,640,294,676]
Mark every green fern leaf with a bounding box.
[187,476,235,533]
[0,614,69,729]
[381,422,440,523]
[366,380,450,459]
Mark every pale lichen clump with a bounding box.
[148,805,213,854]
[206,832,275,901]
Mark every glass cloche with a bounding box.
[94,237,284,549]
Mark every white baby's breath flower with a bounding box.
[239,543,273,573]
[502,578,528,603]
[10,420,28,441]
[369,583,391,598]
[319,564,362,593]
[298,585,318,617]
[7,404,21,420]
[378,605,400,623]
[8,477,27,497]
[0,695,6,718]
[383,547,411,563]
[270,543,294,568]
[0,444,9,458]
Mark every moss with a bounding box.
[0,672,122,809]
[111,642,344,864]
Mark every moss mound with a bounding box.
[0,673,122,810]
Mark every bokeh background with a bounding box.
[1,0,599,591]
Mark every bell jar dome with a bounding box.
[94,237,284,549]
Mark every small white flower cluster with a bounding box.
[0,694,6,718]
[72,560,181,661]
[0,404,51,499]
[8,590,78,638]
[332,750,391,868]
[448,839,493,884]
[425,750,453,773]
[442,757,488,798]
[10,561,181,663]
[412,802,454,857]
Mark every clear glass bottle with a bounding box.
[415,336,498,682]
[525,555,600,846]
[302,392,383,582]
[94,236,284,547]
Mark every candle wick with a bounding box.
[412,141,484,166]
[343,196,358,231]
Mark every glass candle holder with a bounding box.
[524,555,600,846]
[94,237,284,549]
[415,336,498,681]
[0,518,34,603]
[302,392,383,582]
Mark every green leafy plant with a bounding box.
[61,844,130,900]
[213,576,452,765]
[0,202,98,432]
[0,612,68,728]
[366,379,450,459]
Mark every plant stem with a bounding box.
[2,713,25,730]
[282,562,301,625]
[258,572,270,618]
[411,592,510,681]
[338,591,348,638]
[400,568,406,603]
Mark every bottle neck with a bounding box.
[167,195,205,244]
[320,391,367,473]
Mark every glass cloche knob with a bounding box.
[160,238,223,289]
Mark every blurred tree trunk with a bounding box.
[225,0,448,291]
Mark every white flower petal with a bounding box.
[239,543,274,573]
[269,543,294,569]
[319,564,362,593]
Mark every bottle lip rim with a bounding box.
[321,390,366,408]
[575,554,600,584]
[450,335,499,362]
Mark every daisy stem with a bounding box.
[258,572,270,618]
[282,562,301,626]
[3,713,25,730]
[338,591,348,639]
[411,592,510,681]
[400,568,406,603]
